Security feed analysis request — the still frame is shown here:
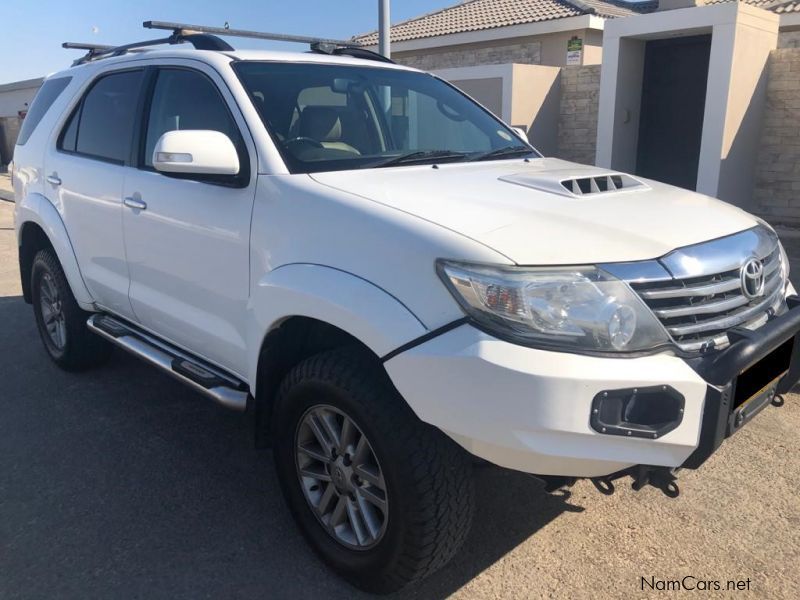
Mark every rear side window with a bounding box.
[58,70,144,164]
[16,76,72,146]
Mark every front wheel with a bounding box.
[271,347,475,594]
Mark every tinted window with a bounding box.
[75,70,144,163]
[16,76,72,146]
[235,62,537,174]
[144,69,241,168]
[59,107,79,153]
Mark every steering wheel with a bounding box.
[285,137,324,150]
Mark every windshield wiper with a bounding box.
[371,150,469,168]
[470,145,537,162]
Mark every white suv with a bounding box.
[12,26,800,593]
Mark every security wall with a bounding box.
[754,47,800,226]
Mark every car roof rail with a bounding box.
[143,20,394,64]
[64,21,393,67]
[64,31,235,67]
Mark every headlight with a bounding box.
[437,260,671,353]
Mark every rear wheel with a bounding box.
[271,347,475,594]
[31,249,111,370]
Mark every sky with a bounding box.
[0,0,451,84]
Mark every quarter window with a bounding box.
[16,76,72,146]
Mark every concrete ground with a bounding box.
[0,198,799,599]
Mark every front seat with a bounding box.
[298,106,361,155]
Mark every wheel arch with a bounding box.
[249,264,429,445]
[16,193,94,308]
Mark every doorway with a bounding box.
[636,35,711,190]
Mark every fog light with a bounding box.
[591,386,685,439]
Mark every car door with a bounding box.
[45,68,145,318]
[121,65,256,375]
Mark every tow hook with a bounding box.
[590,465,680,499]
[772,393,785,407]
[590,477,616,496]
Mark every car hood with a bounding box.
[310,158,758,265]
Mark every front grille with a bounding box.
[629,246,786,353]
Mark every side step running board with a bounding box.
[87,314,249,411]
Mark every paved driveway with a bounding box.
[0,199,798,599]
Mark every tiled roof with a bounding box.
[711,0,800,13]
[352,0,658,45]
[353,0,800,46]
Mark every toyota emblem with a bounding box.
[740,258,765,299]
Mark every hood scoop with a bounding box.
[500,171,648,198]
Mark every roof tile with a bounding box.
[353,0,657,45]
[353,0,799,46]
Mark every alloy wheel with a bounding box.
[294,404,388,550]
[39,272,66,350]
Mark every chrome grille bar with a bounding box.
[639,277,740,300]
[665,281,783,337]
[653,294,749,319]
[616,224,787,353]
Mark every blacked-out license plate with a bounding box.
[732,336,793,414]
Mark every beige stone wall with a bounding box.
[394,41,542,71]
[754,47,800,225]
[556,65,601,165]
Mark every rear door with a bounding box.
[121,64,256,375]
[44,68,145,318]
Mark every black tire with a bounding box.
[271,347,475,594]
[30,248,111,371]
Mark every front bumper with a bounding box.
[385,299,800,478]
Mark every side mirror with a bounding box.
[512,127,529,143]
[152,130,240,176]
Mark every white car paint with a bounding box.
[152,130,240,175]
[311,159,759,265]
[11,46,791,480]
[385,324,709,477]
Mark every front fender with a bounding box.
[15,193,95,309]
[247,263,427,386]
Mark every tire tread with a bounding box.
[274,347,474,592]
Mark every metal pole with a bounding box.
[378,0,390,58]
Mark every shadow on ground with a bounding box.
[0,296,583,599]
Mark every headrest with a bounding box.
[299,106,342,142]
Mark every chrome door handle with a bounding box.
[46,174,61,186]
[123,196,147,210]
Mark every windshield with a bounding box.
[234,61,540,173]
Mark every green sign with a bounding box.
[567,37,583,65]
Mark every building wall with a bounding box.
[778,30,800,48]
[392,28,603,70]
[510,64,562,156]
[449,77,505,117]
[0,82,41,118]
[0,117,21,165]
[394,40,542,70]
[557,65,601,165]
[715,6,779,209]
[754,47,800,225]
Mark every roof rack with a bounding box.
[142,21,394,63]
[64,21,393,67]
[65,29,234,66]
